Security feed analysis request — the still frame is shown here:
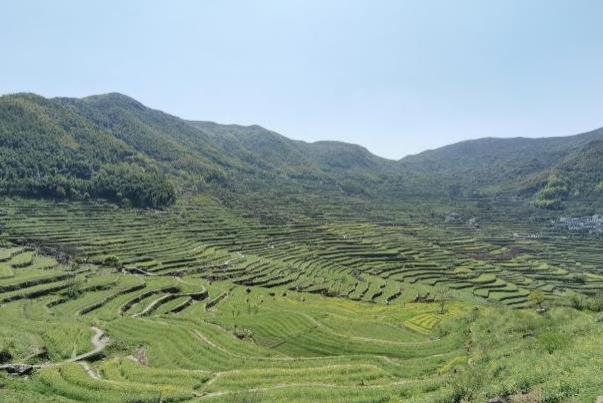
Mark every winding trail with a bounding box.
[0,326,108,374]
[68,326,108,362]
[79,361,102,380]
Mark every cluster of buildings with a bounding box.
[555,215,603,234]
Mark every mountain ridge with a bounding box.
[1,92,601,211]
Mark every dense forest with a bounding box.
[1,92,602,211]
[0,94,174,208]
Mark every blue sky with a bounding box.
[2,0,603,159]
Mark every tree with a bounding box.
[435,286,452,314]
[528,291,545,310]
[447,184,463,201]
[55,185,67,198]
[92,164,175,208]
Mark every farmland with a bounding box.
[0,197,601,402]
[2,6,603,400]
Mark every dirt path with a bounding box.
[68,326,108,362]
[79,361,102,380]
[0,326,108,376]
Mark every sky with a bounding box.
[1,1,603,159]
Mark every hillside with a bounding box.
[0,93,175,208]
[399,129,603,214]
[187,120,410,197]
[0,93,414,209]
[0,92,602,212]
[400,129,603,196]
[0,93,602,402]
[527,139,603,211]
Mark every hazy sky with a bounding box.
[2,1,603,159]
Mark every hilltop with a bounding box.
[1,92,602,212]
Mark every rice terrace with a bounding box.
[0,186,602,402]
[2,2,603,402]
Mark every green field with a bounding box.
[0,197,601,402]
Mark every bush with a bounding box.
[65,277,83,300]
[103,255,121,268]
[537,330,569,354]
[588,292,603,312]
[0,349,12,364]
[528,291,545,309]
[567,292,588,311]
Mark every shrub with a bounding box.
[537,330,569,354]
[65,277,83,300]
[0,349,12,364]
[567,292,587,311]
[589,292,603,312]
[103,255,121,267]
[528,291,545,309]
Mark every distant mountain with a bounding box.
[0,93,176,208]
[0,92,601,211]
[187,121,407,196]
[399,129,603,210]
[526,139,603,210]
[0,93,411,207]
[400,129,603,191]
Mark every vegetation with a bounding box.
[0,94,175,208]
[92,164,175,208]
[2,93,603,212]
[0,93,601,401]
[533,175,569,210]
[0,195,601,401]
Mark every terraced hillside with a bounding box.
[1,91,603,399]
[0,197,602,402]
[1,198,602,309]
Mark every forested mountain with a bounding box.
[525,139,603,210]
[0,92,415,208]
[399,129,603,196]
[0,93,175,208]
[187,120,411,197]
[0,92,601,211]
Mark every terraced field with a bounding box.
[0,246,466,401]
[0,198,602,401]
[1,198,601,309]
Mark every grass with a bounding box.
[0,197,601,401]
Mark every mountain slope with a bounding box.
[187,120,409,196]
[399,128,603,197]
[0,93,175,207]
[0,93,412,207]
[526,139,603,210]
[0,92,601,212]
[54,92,413,200]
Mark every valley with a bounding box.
[0,93,601,402]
